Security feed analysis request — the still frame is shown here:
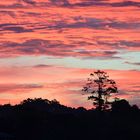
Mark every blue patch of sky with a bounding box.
[0,51,139,70]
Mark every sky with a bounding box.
[0,0,140,108]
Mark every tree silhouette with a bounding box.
[111,99,131,113]
[82,70,118,111]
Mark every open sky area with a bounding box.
[0,0,140,108]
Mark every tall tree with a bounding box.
[82,70,118,111]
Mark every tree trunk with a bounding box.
[98,85,102,111]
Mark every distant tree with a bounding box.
[111,99,131,113]
[20,98,50,105]
[82,70,118,111]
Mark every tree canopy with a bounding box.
[82,70,118,110]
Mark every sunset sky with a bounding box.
[0,0,140,108]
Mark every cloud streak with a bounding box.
[1,39,120,59]
[0,83,43,94]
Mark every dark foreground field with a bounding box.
[0,98,140,140]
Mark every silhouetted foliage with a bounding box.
[82,70,118,110]
[112,99,131,112]
[0,98,139,140]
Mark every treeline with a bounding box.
[0,98,140,140]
